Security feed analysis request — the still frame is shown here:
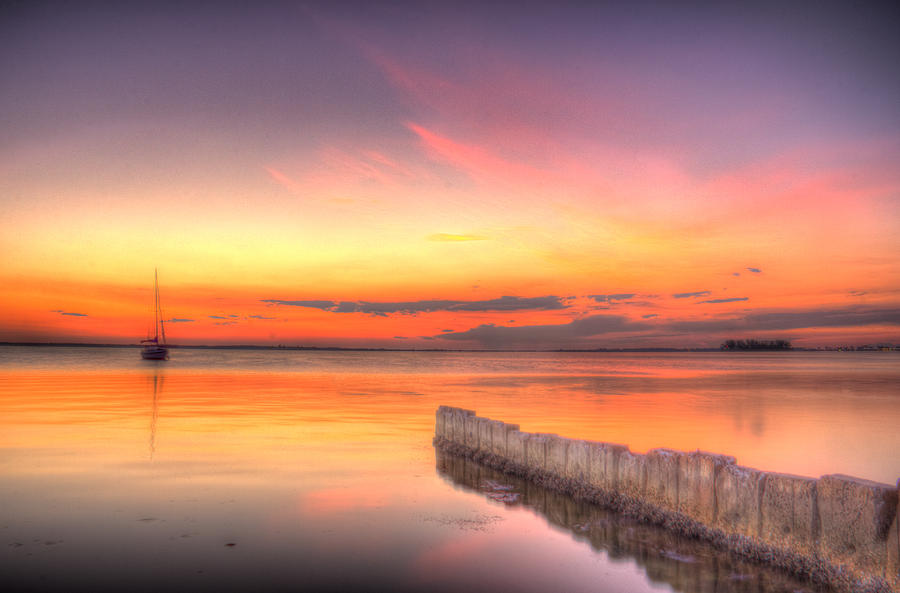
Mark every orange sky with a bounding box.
[1,3,898,348]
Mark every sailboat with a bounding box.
[140,269,169,360]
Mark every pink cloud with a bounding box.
[300,20,900,261]
[264,143,441,206]
[405,122,551,188]
[702,137,900,226]
[264,166,303,194]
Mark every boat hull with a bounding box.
[141,347,169,360]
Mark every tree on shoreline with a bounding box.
[720,339,792,350]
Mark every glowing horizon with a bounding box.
[2,2,898,349]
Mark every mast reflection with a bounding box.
[149,369,163,460]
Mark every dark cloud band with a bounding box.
[262,295,566,315]
[436,305,900,347]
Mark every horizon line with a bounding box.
[2,341,897,353]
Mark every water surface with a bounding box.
[1,346,897,592]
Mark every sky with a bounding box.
[2,0,899,349]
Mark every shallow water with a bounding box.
[1,346,897,592]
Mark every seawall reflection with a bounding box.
[435,449,829,593]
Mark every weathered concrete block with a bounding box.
[503,423,519,458]
[678,451,735,524]
[646,448,683,511]
[588,442,628,491]
[490,421,510,457]
[715,464,767,538]
[618,450,647,498]
[566,439,590,482]
[450,408,473,443]
[477,417,493,454]
[435,406,452,438]
[760,472,819,554]
[434,407,444,438]
[442,407,454,440]
[464,413,480,449]
[443,407,457,438]
[888,480,900,590]
[507,431,528,466]
[817,474,898,575]
[447,408,459,442]
[546,435,569,477]
[525,434,551,472]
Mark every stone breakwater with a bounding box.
[433,406,900,593]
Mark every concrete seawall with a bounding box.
[434,406,900,593]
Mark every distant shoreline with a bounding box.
[1,342,894,353]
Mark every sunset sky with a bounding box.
[2,1,899,348]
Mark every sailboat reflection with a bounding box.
[435,451,820,593]
[149,370,163,459]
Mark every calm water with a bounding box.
[1,346,898,592]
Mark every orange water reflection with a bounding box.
[1,350,898,592]
[1,357,898,484]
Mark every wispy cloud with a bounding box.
[249,315,275,320]
[262,295,566,315]
[265,166,304,194]
[746,267,762,274]
[51,310,87,317]
[209,315,227,319]
[590,294,636,303]
[165,318,194,323]
[406,122,549,189]
[672,291,711,299]
[698,297,749,304]
[642,314,659,319]
[311,146,415,188]
[427,233,488,242]
[265,143,429,205]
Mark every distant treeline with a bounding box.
[720,339,792,350]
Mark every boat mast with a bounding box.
[152,269,159,342]
[155,268,167,345]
